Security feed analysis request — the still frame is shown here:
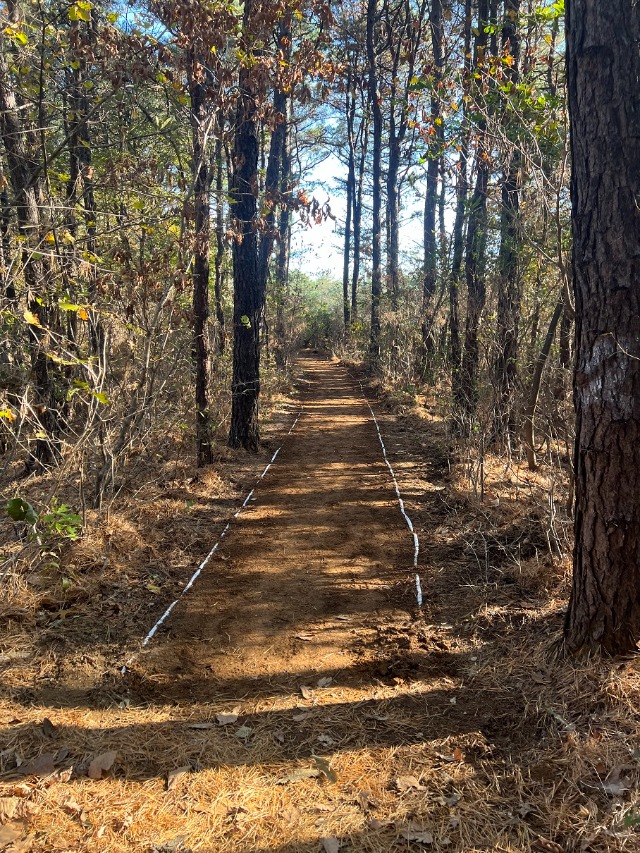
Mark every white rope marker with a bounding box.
[359,382,423,607]
[128,410,303,659]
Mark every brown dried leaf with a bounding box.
[398,822,434,845]
[87,750,117,780]
[300,685,313,700]
[215,712,239,726]
[41,719,57,739]
[395,775,424,792]
[19,753,55,778]
[165,766,190,791]
[281,805,301,823]
[0,822,24,845]
[10,786,31,800]
[277,767,321,784]
[0,798,19,823]
[321,838,341,853]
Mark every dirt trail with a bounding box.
[142,353,416,696]
[5,353,613,853]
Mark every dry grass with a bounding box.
[1,364,639,852]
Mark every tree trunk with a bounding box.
[564,1,640,655]
[189,51,214,466]
[366,0,382,373]
[342,71,355,333]
[494,0,522,445]
[0,27,59,468]
[274,105,291,369]
[351,116,368,321]
[450,0,471,411]
[459,0,489,430]
[229,0,261,451]
[523,294,563,471]
[213,117,226,355]
[421,0,443,357]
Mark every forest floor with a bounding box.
[1,353,640,852]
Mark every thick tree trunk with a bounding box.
[189,52,214,466]
[229,0,261,451]
[366,0,382,372]
[564,1,640,655]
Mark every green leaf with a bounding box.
[6,498,38,525]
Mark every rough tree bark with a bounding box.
[229,0,261,450]
[564,1,640,655]
[449,0,471,409]
[342,66,356,332]
[366,0,382,372]
[421,0,443,356]
[189,50,214,466]
[458,0,489,430]
[494,0,522,445]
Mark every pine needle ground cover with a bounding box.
[1,357,638,853]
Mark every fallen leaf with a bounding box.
[10,786,31,799]
[300,685,313,700]
[292,712,310,722]
[19,754,55,778]
[273,730,285,743]
[186,722,216,730]
[281,805,301,823]
[294,633,313,641]
[317,677,333,688]
[41,719,57,739]
[52,767,73,784]
[0,822,24,845]
[87,750,117,780]
[398,822,434,845]
[277,767,321,784]
[165,766,189,791]
[313,756,337,783]
[215,712,239,726]
[321,838,340,853]
[357,790,378,811]
[234,725,252,739]
[368,818,388,830]
[62,800,82,817]
[395,775,424,792]
[317,734,334,747]
[452,747,465,762]
[0,798,19,822]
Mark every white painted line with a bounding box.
[121,409,304,668]
[359,382,423,607]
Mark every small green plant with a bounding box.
[6,496,82,542]
[40,499,82,541]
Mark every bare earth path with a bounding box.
[5,353,609,853]
[142,353,414,696]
